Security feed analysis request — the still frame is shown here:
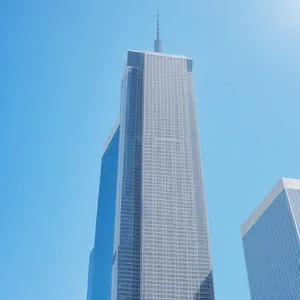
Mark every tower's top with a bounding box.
[154,12,162,53]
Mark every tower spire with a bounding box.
[157,11,160,40]
[154,11,162,53]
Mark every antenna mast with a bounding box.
[154,11,162,52]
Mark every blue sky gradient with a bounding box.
[1,1,299,299]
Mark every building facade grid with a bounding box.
[242,180,300,299]
[112,50,214,300]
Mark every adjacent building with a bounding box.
[241,178,300,299]
[88,15,215,300]
[87,122,120,300]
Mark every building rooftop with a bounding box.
[127,49,192,60]
[241,178,300,236]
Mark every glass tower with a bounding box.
[111,22,214,298]
[87,122,120,300]
[241,178,300,299]
[88,18,214,300]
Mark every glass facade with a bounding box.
[112,50,214,300]
[87,126,120,300]
[111,52,143,300]
[242,180,300,299]
[86,249,94,300]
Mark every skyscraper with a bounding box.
[87,122,120,300]
[110,17,214,300]
[87,16,214,300]
[241,178,300,299]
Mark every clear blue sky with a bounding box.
[1,1,299,299]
